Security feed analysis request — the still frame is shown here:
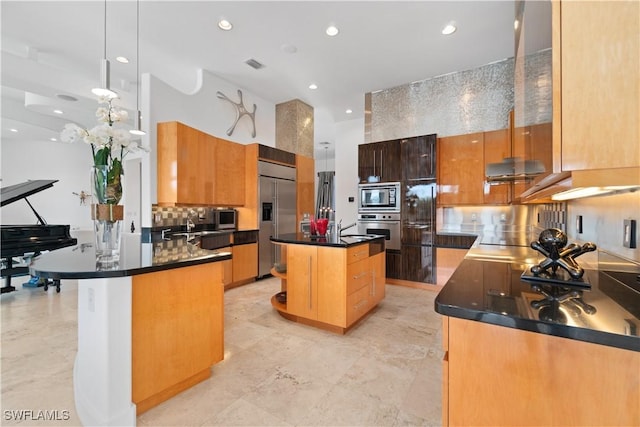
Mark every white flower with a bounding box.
[60,123,86,144]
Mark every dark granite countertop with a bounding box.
[435,245,640,352]
[29,233,232,280]
[271,232,385,248]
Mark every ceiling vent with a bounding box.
[245,58,265,70]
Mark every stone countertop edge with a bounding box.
[270,233,385,248]
[434,244,640,352]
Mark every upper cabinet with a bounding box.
[553,0,639,171]
[358,140,401,183]
[438,129,512,206]
[157,122,246,206]
[401,135,436,181]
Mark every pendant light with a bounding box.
[130,0,146,135]
[92,0,118,99]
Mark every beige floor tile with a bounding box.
[1,276,442,427]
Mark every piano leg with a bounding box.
[1,258,17,294]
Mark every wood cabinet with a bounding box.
[231,242,258,286]
[438,132,484,206]
[483,128,513,204]
[554,1,639,172]
[512,123,553,198]
[132,262,224,414]
[442,316,640,426]
[286,244,318,320]
[358,139,401,183]
[401,134,436,180]
[438,129,512,206]
[273,241,385,333]
[157,121,246,206]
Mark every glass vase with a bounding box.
[91,166,124,266]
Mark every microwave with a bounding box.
[358,182,401,212]
[214,208,237,230]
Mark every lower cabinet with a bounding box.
[231,242,258,285]
[132,262,224,414]
[442,316,640,426]
[277,241,385,333]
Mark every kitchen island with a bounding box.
[270,233,385,334]
[435,239,640,426]
[29,232,231,427]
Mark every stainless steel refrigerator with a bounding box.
[258,161,297,277]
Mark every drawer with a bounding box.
[346,284,371,327]
[347,258,371,294]
[346,243,369,265]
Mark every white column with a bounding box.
[74,276,136,426]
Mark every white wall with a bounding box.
[333,118,364,225]
[1,137,95,231]
[145,69,276,213]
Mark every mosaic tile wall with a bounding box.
[151,206,214,228]
[515,49,553,127]
[367,49,552,142]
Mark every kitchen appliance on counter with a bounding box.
[213,208,237,230]
[258,161,296,277]
[357,182,401,212]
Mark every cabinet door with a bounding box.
[286,245,318,319]
[213,138,245,206]
[483,128,511,205]
[358,144,376,183]
[176,124,209,204]
[381,140,401,182]
[401,135,436,181]
[401,244,434,283]
[370,252,385,305]
[232,243,257,283]
[559,1,639,171]
[438,133,484,205]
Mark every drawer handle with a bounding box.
[353,299,368,310]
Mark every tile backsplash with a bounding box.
[151,206,214,228]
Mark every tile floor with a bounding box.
[1,277,444,426]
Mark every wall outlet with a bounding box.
[500,213,507,223]
[471,213,477,222]
[576,215,583,234]
[623,219,636,248]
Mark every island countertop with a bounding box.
[435,242,640,352]
[270,232,385,248]
[29,233,231,280]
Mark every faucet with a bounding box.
[335,219,357,239]
[186,209,196,233]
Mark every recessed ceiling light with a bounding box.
[514,19,520,30]
[53,109,63,114]
[50,137,57,142]
[326,25,339,36]
[442,23,457,35]
[309,83,318,90]
[218,19,233,31]
[345,109,353,114]
[9,128,18,133]
[116,56,129,63]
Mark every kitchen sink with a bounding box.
[341,234,380,241]
[169,230,220,238]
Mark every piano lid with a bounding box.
[1,180,58,207]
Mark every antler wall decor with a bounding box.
[216,89,257,138]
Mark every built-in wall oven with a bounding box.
[357,212,401,250]
[357,182,401,250]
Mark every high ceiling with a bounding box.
[1,1,551,158]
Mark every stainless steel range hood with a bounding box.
[485,157,546,183]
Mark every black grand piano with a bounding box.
[1,180,77,293]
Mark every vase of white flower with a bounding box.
[61,96,146,266]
